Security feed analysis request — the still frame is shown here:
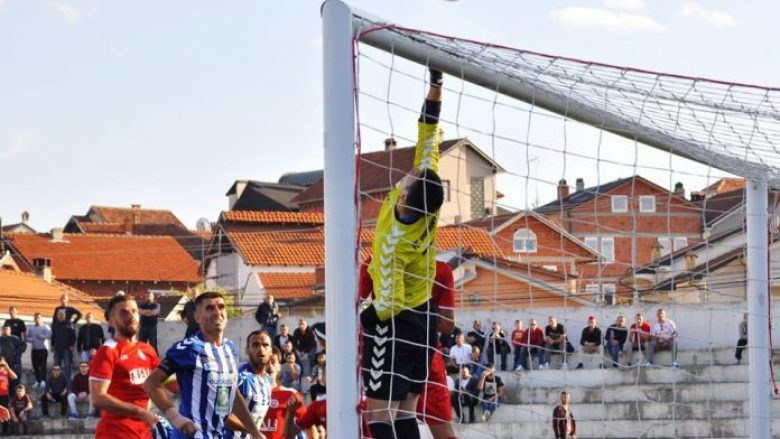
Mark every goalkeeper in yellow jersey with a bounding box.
[362,69,445,439]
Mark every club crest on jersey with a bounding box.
[270,399,280,409]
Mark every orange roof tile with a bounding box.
[221,211,324,225]
[90,205,185,228]
[0,270,105,320]
[7,233,201,283]
[257,272,316,300]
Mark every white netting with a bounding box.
[352,17,779,439]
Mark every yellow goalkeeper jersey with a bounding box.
[368,121,441,321]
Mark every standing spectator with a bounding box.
[467,320,487,354]
[486,322,509,371]
[307,352,327,401]
[67,362,93,418]
[52,293,82,327]
[281,340,302,369]
[9,384,32,435]
[76,312,105,362]
[450,366,479,424]
[3,307,26,342]
[477,363,504,422]
[518,319,545,371]
[27,312,51,388]
[255,295,280,339]
[138,292,160,352]
[736,313,748,365]
[51,310,76,383]
[604,316,628,367]
[553,391,576,439]
[293,319,317,373]
[41,365,68,417]
[626,313,651,366]
[0,356,17,435]
[274,324,291,350]
[469,347,486,380]
[280,352,302,391]
[576,316,603,369]
[448,333,473,371]
[0,326,24,390]
[646,308,678,368]
[543,316,568,369]
[510,320,525,371]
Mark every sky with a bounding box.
[1,0,778,231]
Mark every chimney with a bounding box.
[50,228,64,242]
[576,178,585,192]
[21,211,29,224]
[557,179,570,201]
[674,182,685,199]
[650,241,662,261]
[131,204,141,224]
[684,252,697,271]
[123,216,134,235]
[32,258,52,283]
[384,137,397,151]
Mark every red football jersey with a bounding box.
[416,349,453,425]
[89,339,159,438]
[360,259,455,310]
[295,396,327,430]
[260,385,305,439]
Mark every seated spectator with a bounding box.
[736,313,748,365]
[469,347,486,379]
[626,313,651,366]
[280,352,302,391]
[441,326,462,355]
[576,316,602,369]
[68,362,93,418]
[543,316,568,369]
[510,320,525,369]
[486,322,510,371]
[477,363,504,422]
[604,316,628,367]
[306,352,326,400]
[42,365,68,417]
[553,391,576,439]
[450,366,479,423]
[281,340,302,368]
[0,356,17,435]
[9,384,32,435]
[274,324,292,351]
[448,333,473,371]
[517,319,544,371]
[467,320,487,354]
[647,308,678,368]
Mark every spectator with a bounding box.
[477,363,504,422]
[76,312,105,362]
[280,352,302,391]
[2,307,26,342]
[274,324,292,350]
[576,316,602,369]
[450,366,479,424]
[543,316,568,369]
[626,313,651,366]
[138,291,161,352]
[517,319,545,371]
[292,319,316,371]
[51,309,76,382]
[469,346,486,380]
[255,295,279,339]
[52,293,83,327]
[441,326,461,355]
[448,333,473,371]
[486,322,510,371]
[41,365,68,417]
[466,320,486,354]
[269,349,282,377]
[510,320,525,370]
[9,384,32,435]
[0,356,17,435]
[306,352,327,400]
[27,312,51,388]
[646,308,678,368]
[281,340,301,367]
[736,313,748,365]
[604,315,628,367]
[552,391,576,439]
[67,362,93,418]
[0,326,24,390]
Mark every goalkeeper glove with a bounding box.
[429,69,443,88]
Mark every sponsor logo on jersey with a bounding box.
[128,367,151,385]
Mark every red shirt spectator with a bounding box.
[523,325,545,347]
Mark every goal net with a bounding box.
[323,3,780,438]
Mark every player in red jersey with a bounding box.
[89,294,159,438]
[360,259,458,439]
[259,364,307,439]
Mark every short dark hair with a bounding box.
[246,329,270,347]
[106,294,134,318]
[194,291,224,307]
[405,169,444,220]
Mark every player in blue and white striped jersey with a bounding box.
[224,330,273,439]
[144,292,264,439]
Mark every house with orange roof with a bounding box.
[3,230,201,299]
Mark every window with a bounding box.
[583,236,615,262]
[584,236,599,251]
[658,236,689,256]
[658,237,672,256]
[611,195,628,213]
[513,228,537,253]
[673,237,689,251]
[639,195,656,213]
[602,284,616,305]
[441,180,451,202]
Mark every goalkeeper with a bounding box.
[361,68,445,439]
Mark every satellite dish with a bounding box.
[196,218,211,232]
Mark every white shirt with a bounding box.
[651,320,677,338]
[450,344,473,366]
[446,375,455,391]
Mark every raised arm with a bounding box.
[414,69,443,172]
